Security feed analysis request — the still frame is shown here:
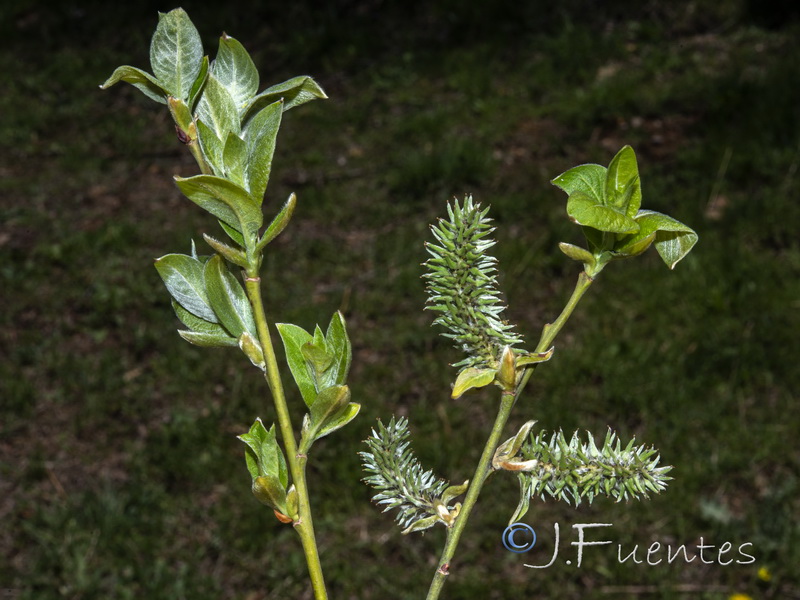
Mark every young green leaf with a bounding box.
[195,73,241,140]
[203,254,257,339]
[551,163,607,206]
[149,8,204,101]
[171,300,238,347]
[238,418,288,488]
[243,75,327,123]
[196,120,225,174]
[188,55,209,109]
[174,174,263,240]
[309,385,351,429]
[155,253,217,322]
[222,131,248,187]
[567,192,640,234]
[325,311,352,387]
[202,233,247,268]
[451,367,496,399]
[276,323,317,407]
[243,99,283,202]
[212,34,259,114]
[99,65,167,103]
[257,193,297,251]
[312,402,360,441]
[605,145,642,216]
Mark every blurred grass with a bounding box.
[1,1,799,598]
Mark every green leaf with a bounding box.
[252,475,287,512]
[567,192,640,234]
[238,418,288,487]
[188,55,209,109]
[174,174,262,239]
[149,8,204,101]
[196,120,224,175]
[313,402,360,441]
[605,145,642,216]
[451,367,496,399]
[276,323,317,407]
[212,34,259,114]
[325,311,352,386]
[203,254,257,338]
[257,193,296,251]
[239,331,265,370]
[171,300,237,347]
[309,385,351,428]
[243,99,283,202]
[515,347,555,367]
[167,96,193,133]
[202,233,247,268]
[633,210,698,269]
[154,253,216,322]
[222,131,248,187]
[558,242,596,268]
[195,73,240,140]
[219,221,245,247]
[551,163,607,206]
[243,75,327,122]
[99,65,167,104]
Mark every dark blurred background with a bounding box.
[2,1,799,598]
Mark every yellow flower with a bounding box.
[757,566,772,582]
[728,594,752,600]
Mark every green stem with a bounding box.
[245,274,328,600]
[518,270,595,395]
[426,270,595,600]
[426,390,515,599]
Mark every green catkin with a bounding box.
[424,196,522,369]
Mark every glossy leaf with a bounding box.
[276,323,317,407]
[238,418,288,487]
[605,145,642,216]
[452,367,496,399]
[171,300,237,347]
[558,242,596,268]
[174,174,262,238]
[155,253,217,322]
[149,8,203,101]
[99,65,167,104]
[313,402,360,441]
[243,99,283,202]
[195,73,240,146]
[634,211,699,269]
[309,385,351,427]
[551,163,607,206]
[243,75,327,122]
[257,193,296,251]
[325,311,352,387]
[515,347,554,367]
[203,255,256,339]
[212,34,259,114]
[567,192,640,234]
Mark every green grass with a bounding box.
[2,2,799,598]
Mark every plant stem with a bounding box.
[426,390,515,599]
[245,275,328,600]
[519,270,595,394]
[425,270,594,600]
